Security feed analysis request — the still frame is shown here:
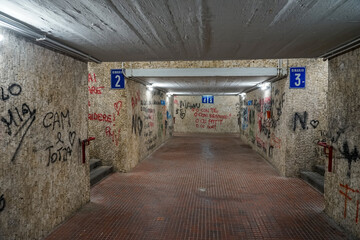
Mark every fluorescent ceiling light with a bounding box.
[259,82,270,90]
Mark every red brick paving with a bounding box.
[46,135,347,240]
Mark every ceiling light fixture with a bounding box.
[147,85,153,91]
[240,93,246,98]
[259,82,270,90]
[0,34,3,41]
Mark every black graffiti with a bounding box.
[249,109,255,125]
[268,146,274,158]
[180,109,186,119]
[179,100,200,109]
[46,130,76,167]
[56,132,64,144]
[293,111,308,131]
[147,143,156,151]
[69,131,76,146]
[310,120,319,129]
[145,135,157,145]
[43,109,71,130]
[46,145,72,166]
[153,100,162,105]
[0,194,5,212]
[331,127,347,143]
[253,99,261,112]
[0,102,37,162]
[1,103,36,136]
[260,124,271,138]
[165,120,168,135]
[132,114,143,136]
[339,141,359,177]
[1,83,22,101]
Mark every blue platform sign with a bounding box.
[161,100,165,105]
[208,95,214,104]
[290,67,306,88]
[202,96,208,103]
[111,69,125,89]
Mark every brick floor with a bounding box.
[46,135,347,240]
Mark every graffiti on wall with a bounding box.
[193,107,231,129]
[0,194,5,212]
[105,126,121,146]
[339,183,360,223]
[292,111,320,131]
[132,114,143,136]
[88,73,104,95]
[176,100,201,119]
[1,83,37,162]
[339,141,359,177]
[43,109,76,166]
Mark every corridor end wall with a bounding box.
[240,59,328,177]
[0,29,89,239]
[174,95,239,134]
[325,48,360,238]
[88,63,173,172]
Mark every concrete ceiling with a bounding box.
[137,76,272,95]
[126,67,278,95]
[0,0,359,62]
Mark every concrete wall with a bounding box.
[240,59,328,177]
[0,29,89,239]
[174,95,239,133]
[88,63,173,172]
[325,48,360,238]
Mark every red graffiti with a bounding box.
[88,101,91,107]
[174,99,179,105]
[114,101,122,116]
[88,86,104,95]
[270,133,282,149]
[105,126,121,146]
[339,183,360,223]
[88,73,97,82]
[88,113,113,123]
[131,91,140,109]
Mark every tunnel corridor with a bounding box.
[46,135,346,240]
[1,1,360,239]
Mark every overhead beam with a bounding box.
[126,68,278,78]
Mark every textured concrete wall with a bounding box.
[325,48,360,238]
[88,63,173,172]
[240,59,328,177]
[0,29,89,239]
[174,95,239,133]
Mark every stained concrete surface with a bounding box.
[46,134,347,239]
[1,1,360,61]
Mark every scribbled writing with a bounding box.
[339,141,359,177]
[1,83,36,162]
[43,110,76,166]
[106,126,120,146]
[88,112,115,123]
[0,194,5,212]
[339,183,360,223]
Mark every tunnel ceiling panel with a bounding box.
[0,0,360,61]
[132,76,272,95]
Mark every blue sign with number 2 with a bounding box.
[290,67,306,88]
[111,69,125,89]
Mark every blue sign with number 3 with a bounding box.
[111,69,125,89]
[290,67,306,88]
